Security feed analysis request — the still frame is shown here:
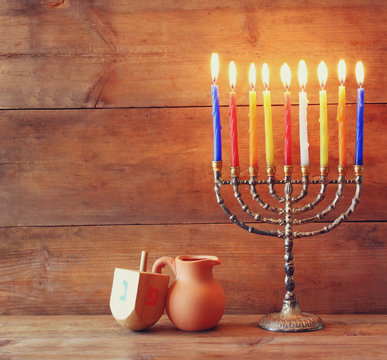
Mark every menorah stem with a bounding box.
[258,166,325,332]
[284,174,295,301]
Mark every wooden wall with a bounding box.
[0,0,386,315]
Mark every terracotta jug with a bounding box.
[152,255,226,331]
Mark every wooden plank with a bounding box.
[0,105,385,227]
[1,315,387,359]
[0,1,386,107]
[0,222,386,315]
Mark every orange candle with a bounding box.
[248,63,257,167]
[318,61,328,168]
[337,59,346,167]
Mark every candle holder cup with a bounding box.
[212,161,363,332]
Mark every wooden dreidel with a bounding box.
[110,251,169,330]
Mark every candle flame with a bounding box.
[356,61,364,87]
[229,61,236,90]
[249,63,256,90]
[298,60,307,90]
[338,59,346,84]
[262,63,269,89]
[318,61,328,89]
[211,53,219,83]
[280,63,291,89]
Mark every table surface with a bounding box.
[1,314,386,359]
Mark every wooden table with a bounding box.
[1,315,386,359]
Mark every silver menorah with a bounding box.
[212,162,363,332]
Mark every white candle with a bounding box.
[298,60,309,166]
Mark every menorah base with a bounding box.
[258,299,325,332]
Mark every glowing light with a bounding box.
[211,53,219,83]
[262,63,269,90]
[298,60,307,90]
[249,63,256,90]
[338,59,346,84]
[318,61,328,88]
[356,61,364,87]
[280,63,291,89]
[229,61,236,89]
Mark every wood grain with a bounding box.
[1,315,387,359]
[0,222,386,315]
[0,0,385,317]
[0,0,386,108]
[0,105,385,226]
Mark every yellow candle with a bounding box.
[318,61,328,168]
[262,63,274,167]
[337,59,346,167]
[249,63,257,167]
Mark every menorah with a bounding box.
[212,162,363,332]
[209,55,365,331]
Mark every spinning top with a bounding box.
[110,251,169,330]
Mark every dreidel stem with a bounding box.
[139,250,148,272]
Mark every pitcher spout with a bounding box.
[204,255,222,267]
[177,255,221,267]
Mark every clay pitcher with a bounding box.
[152,255,226,331]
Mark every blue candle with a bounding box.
[211,85,222,161]
[211,53,222,161]
[355,61,364,165]
[355,88,364,165]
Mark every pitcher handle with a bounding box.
[152,256,176,276]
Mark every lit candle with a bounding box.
[355,61,364,166]
[298,60,309,166]
[229,61,239,168]
[280,63,292,165]
[262,64,274,167]
[337,59,346,167]
[249,63,257,168]
[211,53,222,162]
[318,61,328,168]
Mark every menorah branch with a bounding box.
[233,179,285,225]
[263,165,284,203]
[291,165,310,203]
[294,174,362,238]
[292,176,309,203]
[292,175,328,214]
[213,161,282,238]
[249,179,284,214]
[293,174,345,225]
